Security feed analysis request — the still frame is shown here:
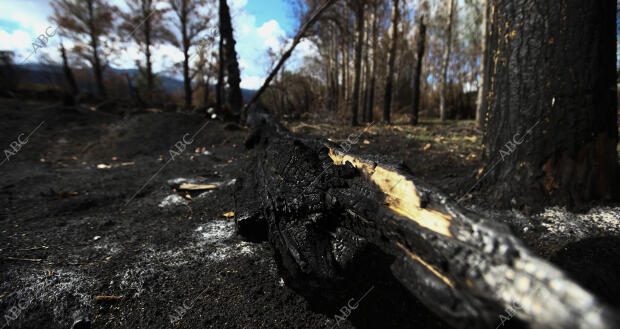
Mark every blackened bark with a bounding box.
[125,74,145,108]
[173,0,192,110]
[182,12,192,110]
[367,75,375,122]
[216,33,224,113]
[383,0,399,124]
[361,7,369,123]
[350,2,364,126]
[60,42,78,95]
[438,0,455,121]
[87,0,106,98]
[482,0,619,208]
[203,75,211,108]
[341,44,348,114]
[411,14,426,125]
[146,43,153,92]
[331,27,340,113]
[365,2,378,123]
[238,110,619,329]
[144,2,154,93]
[219,0,243,117]
[332,27,340,112]
[475,0,488,129]
[182,49,191,109]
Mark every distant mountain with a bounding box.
[13,64,257,100]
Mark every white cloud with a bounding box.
[257,20,285,50]
[229,0,248,10]
[0,0,53,32]
[0,0,318,90]
[294,39,318,63]
[0,29,32,52]
[240,75,263,89]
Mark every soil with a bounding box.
[1,98,618,328]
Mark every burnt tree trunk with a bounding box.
[482,0,619,208]
[438,0,455,121]
[365,1,378,123]
[216,32,225,114]
[475,0,488,129]
[411,13,426,125]
[182,43,191,109]
[237,110,619,329]
[361,7,369,123]
[219,0,243,117]
[343,3,351,114]
[350,1,364,126]
[181,8,192,110]
[341,41,347,115]
[125,74,145,108]
[87,0,106,98]
[383,0,399,124]
[144,5,154,94]
[60,42,78,95]
[332,26,340,112]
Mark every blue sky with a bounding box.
[246,0,296,35]
[0,0,314,89]
[0,19,22,33]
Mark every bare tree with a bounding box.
[342,3,351,113]
[59,41,79,95]
[216,28,225,113]
[475,0,488,129]
[411,1,427,125]
[218,0,243,118]
[258,0,490,123]
[119,0,172,97]
[0,51,19,94]
[51,0,117,98]
[383,0,399,123]
[360,5,369,122]
[168,0,211,109]
[438,0,455,121]
[193,38,217,108]
[364,0,379,123]
[350,0,366,126]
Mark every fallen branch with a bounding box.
[243,0,338,115]
[6,257,42,262]
[178,183,218,191]
[94,295,122,302]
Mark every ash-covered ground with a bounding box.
[1,98,618,328]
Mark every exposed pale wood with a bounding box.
[178,183,218,191]
[94,296,122,302]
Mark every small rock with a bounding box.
[71,313,90,329]
[158,194,189,208]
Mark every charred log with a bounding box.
[236,110,619,329]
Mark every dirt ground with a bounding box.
[1,98,618,329]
